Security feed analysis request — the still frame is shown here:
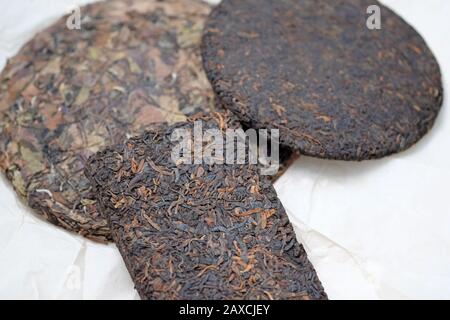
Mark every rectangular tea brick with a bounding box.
[85,114,327,300]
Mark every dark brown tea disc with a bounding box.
[0,0,215,241]
[85,113,327,300]
[202,0,443,160]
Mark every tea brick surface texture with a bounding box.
[85,114,327,300]
[0,0,215,241]
[202,0,443,160]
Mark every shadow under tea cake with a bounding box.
[202,0,443,160]
[85,113,327,300]
[0,0,215,241]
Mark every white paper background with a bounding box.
[0,0,448,300]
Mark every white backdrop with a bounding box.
[0,0,448,299]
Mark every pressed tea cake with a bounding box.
[0,0,215,241]
[202,0,443,160]
[85,113,327,300]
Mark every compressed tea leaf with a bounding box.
[202,0,443,160]
[86,114,326,300]
[85,113,327,300]
[0,0,215,241]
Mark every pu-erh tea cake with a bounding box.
[0,0,215,241]
[85,113,327,300]
[202,0,443,160]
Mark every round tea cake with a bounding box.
[202,0,443,160]
[0,0,215,241]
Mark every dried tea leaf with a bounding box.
[85,113,327,300]
[203,0,443,160]
[19,146,44,175]
[0,0,215,241]
[11,169,26,196]
[74,87,90,106]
